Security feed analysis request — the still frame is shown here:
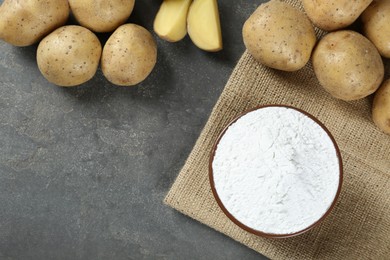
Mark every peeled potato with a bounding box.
[373,79,390,135]
[154,0,192,42]
[312,30,384,101]
[0,0,69,46]
[68,0,135,33]
[187,0,222,52]
[37,25,102,87]
[101,24,157,86]
[362,0,390,58]
[243,0,316,71]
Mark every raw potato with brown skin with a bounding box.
[68,0,135,33]
[101,24,157,86]
[373,79,390,135]
[362,0,390,58]
[0,0,69,46]
[37,25,102,87]
[312,30,384,101]
[302,0,373,31]
[242,0,316,72]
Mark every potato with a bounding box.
[302,0,372,31]
[0,0,69,46]
[362,0,390,58]
[154,0,192,42]
[187,0,223,52]
[373,79,390,135]
[37,25,102,87]
[101,24,157,86]
[242,0,316,71]
[312,30,384,101]
[68,0,135,33]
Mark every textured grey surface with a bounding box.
[0,0,268,259]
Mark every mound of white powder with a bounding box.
[212,106,340,235]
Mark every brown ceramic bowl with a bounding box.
[209,104,343,239]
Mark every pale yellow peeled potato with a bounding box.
[187,0,222,52]
[154,0,192,42]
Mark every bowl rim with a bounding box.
[208,104,343,239]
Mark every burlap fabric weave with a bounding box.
[164,1,390,259]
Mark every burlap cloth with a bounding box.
[164,1,390,259]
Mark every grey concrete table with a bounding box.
[0,1,268,259]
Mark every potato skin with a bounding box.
[101,24,157,86]
[68,0,135,33]
[0,0,69,46]
[242,0,316,71]
[302,0,372,31]
[373,79,390,135]
[312,30,384,101]
[362,0,390,58]
[37,25,102,87]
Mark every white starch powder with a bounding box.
[212,106,340,234]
